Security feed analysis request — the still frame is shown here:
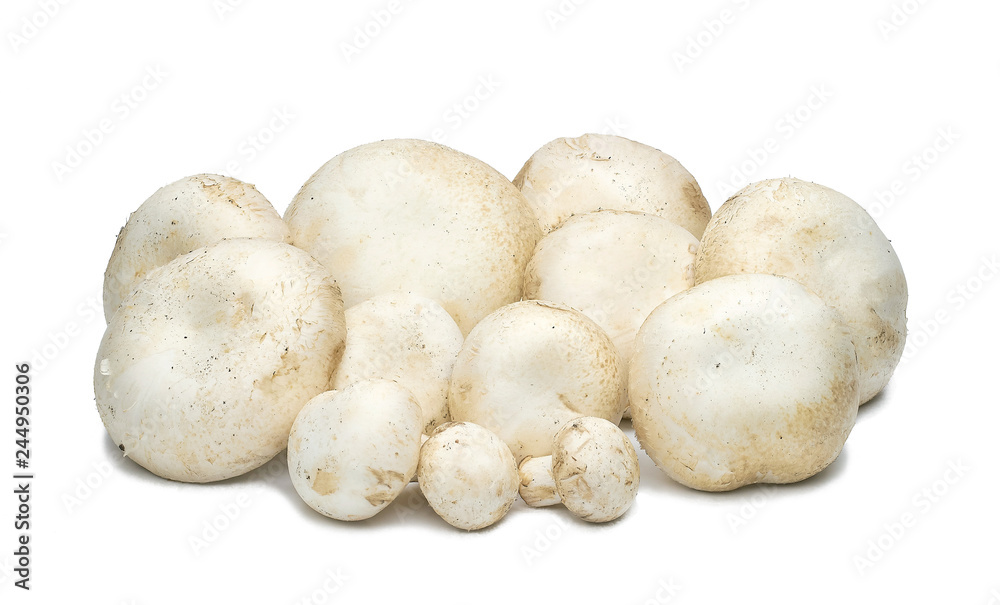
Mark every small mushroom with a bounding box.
[695,177,907,404]
[331,293,464,433]
[519,417,639,523]
[513,133,711,238]
[103,173,289,322]
[94,238,346,483]
[417,422,519,530]
[629,274,860,491]
[448,300,627,461]
[287,380,423,521]
[284,139,542,334]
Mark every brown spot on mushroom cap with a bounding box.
[312,470,339,496]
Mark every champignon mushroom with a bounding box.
[417,422,519,530]
[695,177,907,404]
[448,300,627,461]
[629,274,860,491]
[331,293,463,433]
[284,139,542,334]
[94,238,346,483]
[519,417,639,522]
[512,133,711,238]
[287,380,423,521]
[523,209,699,372]
[103,173,289,322]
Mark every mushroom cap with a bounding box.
[695,177,907,404]
[287,380,423,521]
[332,293,463,433]
[448,300,627,461]
[417,422,519,530]
[524,210,698,369]
[512,133,711,238]
[629,274,860,491]
[284,139,542,335]
[94,238,346,483]
[103,174,289,322]
[551,417,639,522]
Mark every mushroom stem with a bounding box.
[518,455,560,507]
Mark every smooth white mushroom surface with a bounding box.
[287,381,423,521]
[695,177,907,404]
[519,416,639,523]
[284,139,542,335]
[448,300,627,461]
[524,210,699,370]
[103,173,289,322]
[95,238,347,483]
[331,293,463,434]
[629,274,860,492]
[417,422,519,531]
[512,133,711,238]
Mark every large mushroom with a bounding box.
[629,274,860,491]
[94,238,346,483]
[284,139,542,335]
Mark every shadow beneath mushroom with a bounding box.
[856,384,891,420]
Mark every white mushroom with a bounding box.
[519,417,639,523]
[513,133,711,238]
[695,177,907,404]
[524,209,699,371]
[284,139,542,334]
[629,274,860,491]
[417,422,519,530]
[331,293,463,433]
[287,380,423,521]
[94,238,346,483]
[103,173,289,322]
[448,301,627,461]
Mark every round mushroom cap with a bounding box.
[332,293,463,433]
[694,177,907,404]
[284,139,542,335]
[103,174,289,322]
[629,274,860,492]
[417,422,519,530]
[287,381,423,521]
[512,133,711,238]
[552,417,639,523]
[448,301,627,461]
[94,238,346,483]
[524,210,698,369]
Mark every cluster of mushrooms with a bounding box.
[95,135,907,530]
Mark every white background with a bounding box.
[3,0,999,603]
